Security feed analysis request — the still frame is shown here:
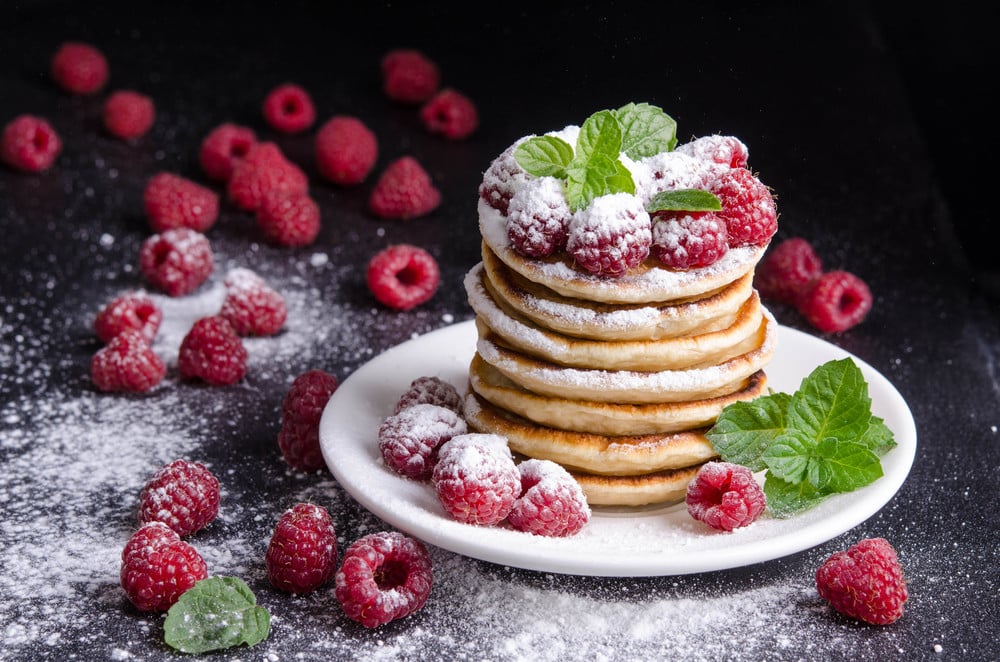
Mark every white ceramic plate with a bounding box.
[319,321,917,577]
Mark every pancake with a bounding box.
[570,464,705,507]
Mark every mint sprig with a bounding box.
[705,358,897,518]
[164,576,271,654]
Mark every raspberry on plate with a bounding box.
[177,316,248,386]
[754,236,824,306]
[816,537,908,625]
[93,291,162,344]
[278,369,339,471]
[256,190,321,247]
[798,270,873,333]
[381,48,440,105]
[219,267,287,336]
[507,459,591,537]
[228,142,308,212]
[432,433,520,526]
[50,41,108,95]
[138,459,220,536]
[138,227,214,297]
[266,503,337,594]
[143,172,219,233]
[199,123,257,182]
[262,82,316,134]
[366,244,440,311]
[393,375,463,415]
[710,167,778,248]
[378,403,467,480]
[91,330,167,393]
[2,114,62,173]
[676,135,749,169]
[315,115,378,186]
[420,88,479,140]
[121,522,208,612]
[567,192,652,278]
[369,156,441,220]
[506,176,571,258]
[651,210,729,270]
[685,461,766,531]
[104,90,156,140]
[334,531,433,628]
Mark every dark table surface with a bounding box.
[2,2,998,660]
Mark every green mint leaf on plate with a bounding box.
[646,189,722,214]
[614,102,678,159]
[859,415,898,455]
[514,136,574,178]
[788,357,872,444]
[761,429,815,485]
[164,576,270,654]
[705,391,790,472]
[763,473,827,519]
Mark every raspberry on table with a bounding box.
[798,270,872,333]
[266,502,337,594]
[262,82,316,134]
[710,167,778,248]
[507,459,591,537]
[816,537,908,625]
[199,123,257,182]
[754,237,824,306]
[177,316,248,386]
[2,114,62,173]
[567,192,652,278]
[366,244,441,311]
[228,141,308,212]
[478,141,531,215]
[381,48,440,104]
[420,88,479,140]
[143,172,219,233]
[432,433,520,526]
[651,210,729,270]
[685,461,766,531]
[278,369,339,471]
[93,291,162,344]
[393,375,463,415]
[334,531,433,628]
[50,41,108,95]
[506,176,571,258]
[103,90,156,140]
[138,459,220,537]
[121,522,208,612]
[138,227,214,297]
[369,156,441,220]
[219,267,287,336]
[256,190,321,247]
[314,115,378,186]
[91,330,167,393]
[378,403,467,480]
[676,135,749,169]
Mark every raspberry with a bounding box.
[369,156,441,220]
[506,176,571,258]
[256,190,321,247]
[420,88,479,140]
[177,316,248,386]
[798,270,873,333]
[651,210,729,270]
[262,82,316,134]
[2,114,62,173]
[334,531,433,628]
[103,90,156,140]
[91,330,167,393]
[754,237,824,306]
[816,537,908,625]
[266,503,337,594]
[710,167,778,248]
[393,375,463,415]
[228,142,308,212]
[219,267,287,336]
[640,151,722,201]
[432,433,520,526]
[478,141,531,216]
[199,123,257,182]
[378,403,467,480]
[120,522,208,612]
[93,291,162,344]
[366,244,441,311]
[278,369,339,471]
[566,193,652,277]
[676,135,749,168]
[507,459,591,537]
[50,41,108,95]
[381,48,440,104]
[143,172,219,233]
[138,227,214,297]
[137,459,220,536]
[314,115,378,186]
[685,461,766,531]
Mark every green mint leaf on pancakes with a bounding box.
[564,109,634,211]
[646,188,722,214]
[614,102,678,159]
[164,576,271,654]
[513,135,574,178]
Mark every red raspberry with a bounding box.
[816,537,908,625]
[432,433,520,526]
[2,114,62,173]
[334,531,433,628]
[366,244,441,311]
[378,403,467,480]
[137,459,220,536]
[143,172,219,233]
[314,115,378,186]
[676,135,749,168]
[219,267,287,336]
[710,167,778,248]
[369,156,441,220]
[199,123,257,182]
[262,82,316,134]
[420,88,479,140]
[93,291,162,344]
[393,375,463,415]
[798,270,873,333]
[228,142,308,212]
[103,90,156,140]
[507,459,591,537]
[651,210,729,270]
[120,522,208,612]
[754,237,824,306]
[278,369,339,471]
[266,502,337,594]
[177,316,248,386]
[642,151,723,199]
[256,190,321,247]
[381,48,440,104]
[685,461,766,531]
[50,41,108,95]
[506,176,571,258]
[478,141,531,215]
[567,193,652,277]
[91,330,167,393]
[138,227,214,297]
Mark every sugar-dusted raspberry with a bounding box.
[710,167,778,248]
[651,210,729,270]
[393,375,463,415]
[369,156,441,220]
[676,135,749,169]
[381,48,440,105]
[639,151,723,202]
[143,172,219,233]
[507,459,591,537]
[366,244,440,311]
[432,433,520,526]
[506,176,571,258]
[278,369,339,471]
[266,502,337,594]
[754,237,824,306]
[421,88,479,140]
[138,227,214,297]
[219,267,287,336]
[2,114,62,173]
[378,403,467,480]
[314,115,378,186]
[798,270,872,333]
[91,330,167,393]
[120,522,208,612]
[177,316,247,386]
[199,123,257,182]
[479,140,531,216]
[816,537,908,625]
[138,459,220,536]
[256,190,321,247]
[93,291,162,344]
[262,82,316,134]
[50,41,108,95]
[103,90,156,140]
[685,461,766,531]
[228,141,308,212]
[334,531,433,628]
[567,193,652,278]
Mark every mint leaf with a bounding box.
[561,110,635,211]
[164,576,270,654]
[614,102,678,159]
[565,153,621,213]
[788,358,871,444]
[763,473,828,518]
[646,189,722,214]
[810,438,883,492]
[706,392,790,472]
[762,430,815,485]
[575,109,623,163]
[514,136,574,178]
[859,415,897,455]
